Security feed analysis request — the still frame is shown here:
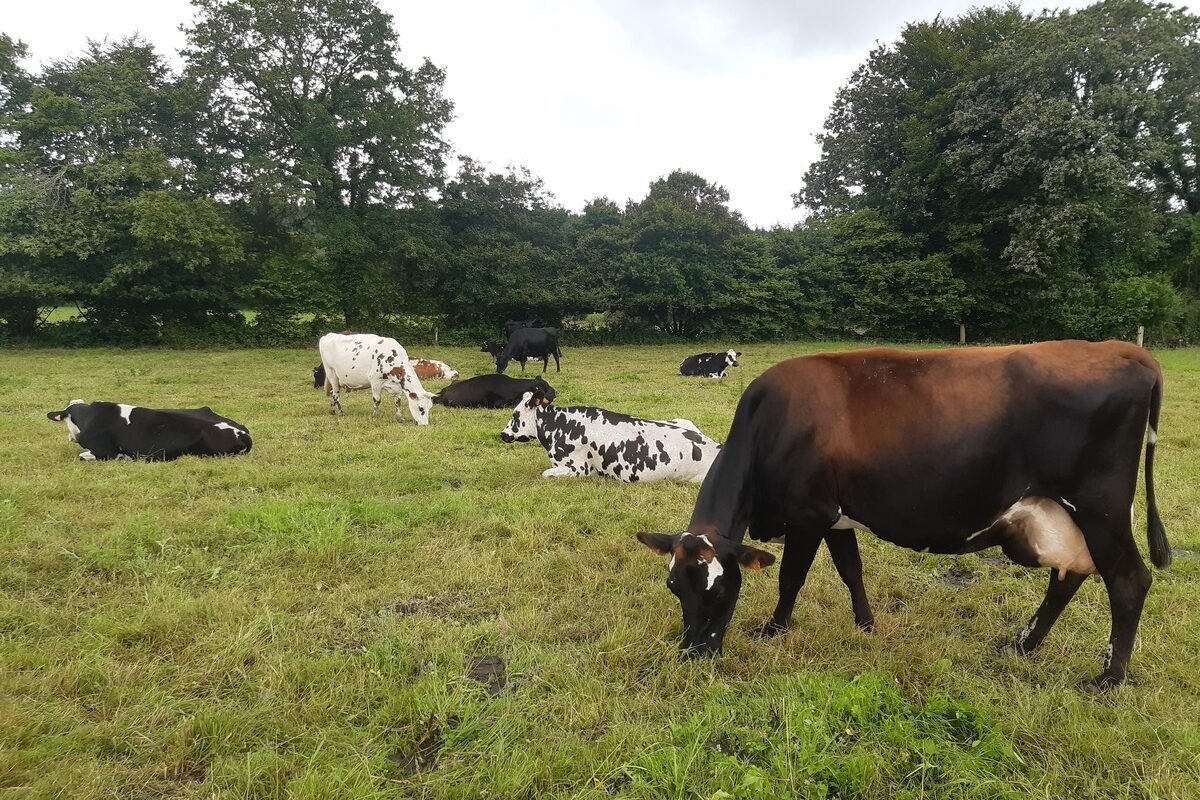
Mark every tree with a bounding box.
[616,171,747,335]
[798,0,1200,340]
[183,0,453,326]
[0,37,246,337]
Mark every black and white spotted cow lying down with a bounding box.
[680,349,741,378]
[46,400,252,461]
[499,389,722,482]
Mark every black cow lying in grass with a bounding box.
[639,340,1169,691]
[46,400,252,461]
[433,375,556,409]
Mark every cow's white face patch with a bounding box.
[725,349,740,368]
[117,404,136,424]
[213,422,244,434]
[702,553,724,590]
[500,392,540,442]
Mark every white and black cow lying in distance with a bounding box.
[317,332,435,424]
[680,350,741,378]
[637,340,1169,691]
[46,400,252,461]
[433,375,556,409]
[501,389,721,482]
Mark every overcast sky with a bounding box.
[5,0,1176,228]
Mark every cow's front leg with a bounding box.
[78,450,97,461]
[372,392,382,418]
[542,464,574,478]
[826,530,875,631]
[393,392,405,423]
[754,531,822,638]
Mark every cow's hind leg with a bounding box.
[826,530,875,631]
[541,355,549,373]
[754,531,822,638]
[1001,570,1086,655]
[1091,529,1151,692]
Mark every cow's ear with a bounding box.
[636,532,677,556]
[47,411,65,422]
[734,544,775,571]
[527,389,544,407]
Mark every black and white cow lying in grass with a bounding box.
[500,389,721,482]
[680,350,741,378]
[46,400,252,461]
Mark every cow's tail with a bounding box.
[1145,362,1171,569]
[313,363,326,389]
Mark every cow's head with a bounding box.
[726,350,742,369]
[444,365,461,380]
[500,389,549,443]
[312,363,324,389]
[636,531,774,656]
[47,399,86,442]
[481,341,504,358]
[406,389,435,426]
[529,377,557,403]
[46,399,85,422]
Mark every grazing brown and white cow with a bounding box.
[316,333,435,424]
[637,340,1169,691]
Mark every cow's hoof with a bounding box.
[993,637,1026,656]
[752,620,788,639]
[854,617,876,633]
[1082,673,1123,694]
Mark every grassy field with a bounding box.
[1,342,1199,799]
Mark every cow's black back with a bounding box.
[433,375,556,408]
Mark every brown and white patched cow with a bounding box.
[409,358,459,381]
[637,340,1169,691]
[316,333,435,424]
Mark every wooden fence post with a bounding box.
[959,323,966,344]
[1136,325,1144,347]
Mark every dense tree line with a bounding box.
[1,0,1198,345]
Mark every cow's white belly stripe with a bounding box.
[117,404,136,424]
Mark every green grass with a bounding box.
[1,342,1199,799]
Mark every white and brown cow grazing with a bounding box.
[638,340,1169,691]
[316,333,435,425]
[500,388,721,482]
[46,400,252,461]
[409,358,459,381]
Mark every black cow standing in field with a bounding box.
[46,400,252,461]
[637,340,1169,691]
[680,350,741,378]
[433,375,557,409]
[495,327,562,374]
